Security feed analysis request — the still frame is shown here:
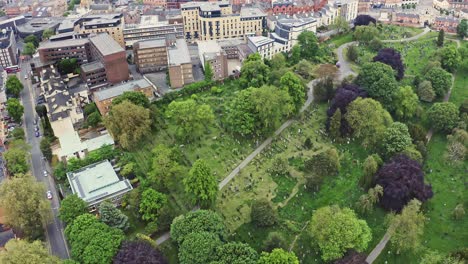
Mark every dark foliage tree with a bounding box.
[354,15,377,26]
[333,250,367,264]
[113,240,168,264]
[313,77,335,102]
[374,155,433,212]
[251,199,277,227]
[214,242,259,264]
[263,232,287,252]
[24,35,39,48]
[373,48,405,80]
[58,58,78,74]
[40,137,52,161]
[170,210,227,244]
[437,29,444,47]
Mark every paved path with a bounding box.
[366,232,391,264]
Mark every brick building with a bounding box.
[433,16,460,33]
[38,38,91,64]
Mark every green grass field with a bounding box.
[377,24,424,40]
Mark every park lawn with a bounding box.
[377,24,424,40]
[327,32,353,47]
[450,64,468,108]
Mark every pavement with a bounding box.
[18,61,70,259]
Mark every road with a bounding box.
[18,61,70,259]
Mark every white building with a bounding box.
[271,17,317,52]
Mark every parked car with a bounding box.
[34,126,39,132]
[35,131,40,137]
[43,170,48,177]
[46,190,52,200]
[33,119,37,125]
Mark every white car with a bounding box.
[46,190,52,200]
[43,170,48,177]
[24,75,28,80]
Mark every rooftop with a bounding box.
[38,38,89,50]
[136,39,166,49]
[94,79,153,101]
[0,30,13,49]
[81,61,104,73]
[67,160,133,206]
[248,36,274,47]
[89,33,124,56]
[167,39,191,66]
[83,18,121,27]
[181,1,230,10]
[277,17,317,27]
[16,17,63,34]
[240,7,267,18]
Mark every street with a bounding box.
[18,61,69,259]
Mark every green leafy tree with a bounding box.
[381,122,412,158]
[40,137,52,161]
[310,205,372,261]
[427,102,459,132]
[24,35,39,47]
[0,240,61,264]
[183,159,218,206]
[104,101,151,149]
[269,53,287,70]
[240,54,270,88]
[86,112,101,127]
[424,67,452,97]
[355,185,383,214]
[11,127,24,140]
[0,174,51,240]
[170,210,227,244]
[139,189,167,222]
[166,99,214,141]
[347,44,359,62]
[22,42,36,56]
[289,45,301,64]
[6,98,24,122]
[359,154,380,189]
[332,16,350,34]
[356,62,398,109]
[99,201,129,231]
[59,194,88,224]
[258,248,299,264]
[369,38,383,51]
[263,232,287,252]
[388,199,425,254]
[178,231,222,264]
[214,242,259,264]
[437,29,444,47]
[417,80,435,102]
[445,129,467,163]
[294,59,315,79]
[297,31,320,60]
[280,71,306,113]
[251,199,277,227]
[457,19,468,39]
[268,155,289,176]
[4,140,30,175]
[112,91,150,108]
[452,204,465,220]
[42,28,55,40]
[393,86,419,120]
[345,98,393,148]
[5,76,24,97]
[329,108,342,140]
[150,144,183,187]
[204,61,214,81]
[354,26,379,44]
[305,148,340,177]
[440,46,461,73]
[83,103,98,116]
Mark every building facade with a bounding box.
[181,2,266,42]
[167,38,193,88]
[133,39,168,73]
[143,0,167,7]
[0,30,17,68]
[123,15,184,48]
[77,13,125,47]
[38,38,91,64]
[247,36,275,60]
[433,16,460,33]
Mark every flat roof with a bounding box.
[89,33,124,56]
[94,79,153,101]
[248,36,274,47]
[67,160,133,206]
[38,38,89,50]
[85,133,114,152]
[83,18,121,27]
[181,1,230,9]
[137,39,166,49]
[167,39,191,66]
[240,7,266,18]
[81,61,104,73]
[277,17,317,27]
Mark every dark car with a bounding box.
[35,131,40,137]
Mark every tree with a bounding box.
[6,98,24,122]
[5,76,23,97]
[457,19,467,39]
[359,154,380,189]
[381,122,412,157]
[139,189,167,222]
[166,99,214,141]
[268,155,289,176]
[309,205,372,261]
[24,35,39,48]
[215,242,259,264]
[149,144,183,187]
[345,98,393,147]
[269,53,287,70]
[170,210,226,244]
[204,61,214,81]
[40,137,52,161]
[354,26,379,44]
[329,109,342,140]
[85,112,101,127]
[0,240,61,264]
[57,58,78,74]
[240,54,270,88]
[112,91,150,108]
[453,204,465,220]
[251,199,277,227]
[356,62,398,108]
[334,251,368,264]
[183,159,218,206]
[440,46,461,73]
[437,29,444,47]
[99,201,129,231]
[355,185,383,214]
[4,140,29,175]
[314,64,339,79]
[22,42,36,56]
[369,38,383,51]
[332,16,350,34]
[65,214,124,264]
[11,127,24,140]
[305,148,340,178]
[59,194,88,224]
[354,15,376,26]
[178,231,222,264]
[427,102,459,132]
[42,28,55,40]
[375,155,433,212]
[113,240,168,264]
[258,248,299,264]
[104,100,151,149]
[0,175,51,239]
[263,232,287,252]
[347,44,359,62]
[313,77,335,102]
[297,31,320,60]
[393,86,419,120]
[373,48,405,80]
[388,199,425,253]
[280,71,306,113]
[445,129,467,163]
[294,59,315,79]
[424,67,452,97]
[417,80,436,102]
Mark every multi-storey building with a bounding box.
[144,0,167,8]
[0,30,17,68]
[247,36,275,60]
[123,15,184,48]
[38,38,91,64]
[433,16,460,33]
[271,17,317,51]
[181,1,266,42]
[198,40,229,80]
[133,39,169,73]
[77,13,125,47]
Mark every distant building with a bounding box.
[133,39,169,73]
[94,79,156,115]
[271,17,317,51]
[198,40,229,80]
[16,17,63,38]
[144,0,167,8]
[67,160,133,211]
[433,16,460,33]
[76,13,125,47]
[247,36,275,60]
[433,0,451,9]
[0,16,26,34]
[0,30,17,68]
[123,15,184,48]
[394,13,421,25]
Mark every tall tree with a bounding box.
[4,139,30,176]
[204,61,214,81]
[215,242,259,264]
[139,189,167,222]
[393,86,419,120]
[42,28,55,40]
[240,54,270,88]
[99,201,129,231]
[313,77,335,102]
[22,42,36,56]
[356,62,398,108]
[347,44,359,62]
[359,154,380,189]
[269,53,287,70]
[427,102,460,132]
[345,98,393,148]
[355,185,383,214]
[6,98,24,122]
[280,71,306,113]
[375,155,433,212]
[5,76,23,97]
[113,240,168,264]
[170,210,226,244]
[309,205,372,261]
[251,199,277,227]
[424,67,452,97]
[59,194,88,225]
[381,122,412,158]
[373,48,405,80]
[263,232,287,252]
[0,240,61,264]
[150,144,183,188]
[40,137,52,161]
[329,109,342,140]
[0,174,51,239]
[354,26,379,44]
[294,59,315,79]
[417,80,435,102]
[178,231,222,264]
[332,16,350,34]
[24,35,39,47]
[183,159,218,206]
[388,199,426,253]
[354,15,376,26]
[57,58,78,74]
[457,19,468,39]
[440,46,461,73]
[258,249,299,264]
[104,100,151,149]
[112,91,150,108]
[437,29,444,47]
[166,99,214,141]
[297,31,320,60]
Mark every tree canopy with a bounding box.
[42,28,55,40]
[99,201,129,231]
[381,122,413,158]
[280,71,306,113]
[393,86,419,120]
[6,98,24,122]
[59,194,88,225]
[0,240,61,264]
[5,76,23,97]
[373,48,405,80]
[178,231,222,264]
[427,102,460,132]
[258,248,299,264]
[113,240,168,264]
[354,15,377,26]
[354,26,379,44]
[150,144,183,188]
[139,189,167,222]
[356,62,398,109]
[240,54,270,88]
[251,199,277,227]
[170,210,226,244]
[214,242,259,264]
[112,91,150,108]
[4,140,30,176]
[424,67,452,97]
[57,58,78,74]
[440,46,461,73]
[375,155,433,212]
[24,35,39,48]
[417,80,435,103]
[183,159,218,206]
[457,19,467,39]
[297,31,320,61]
